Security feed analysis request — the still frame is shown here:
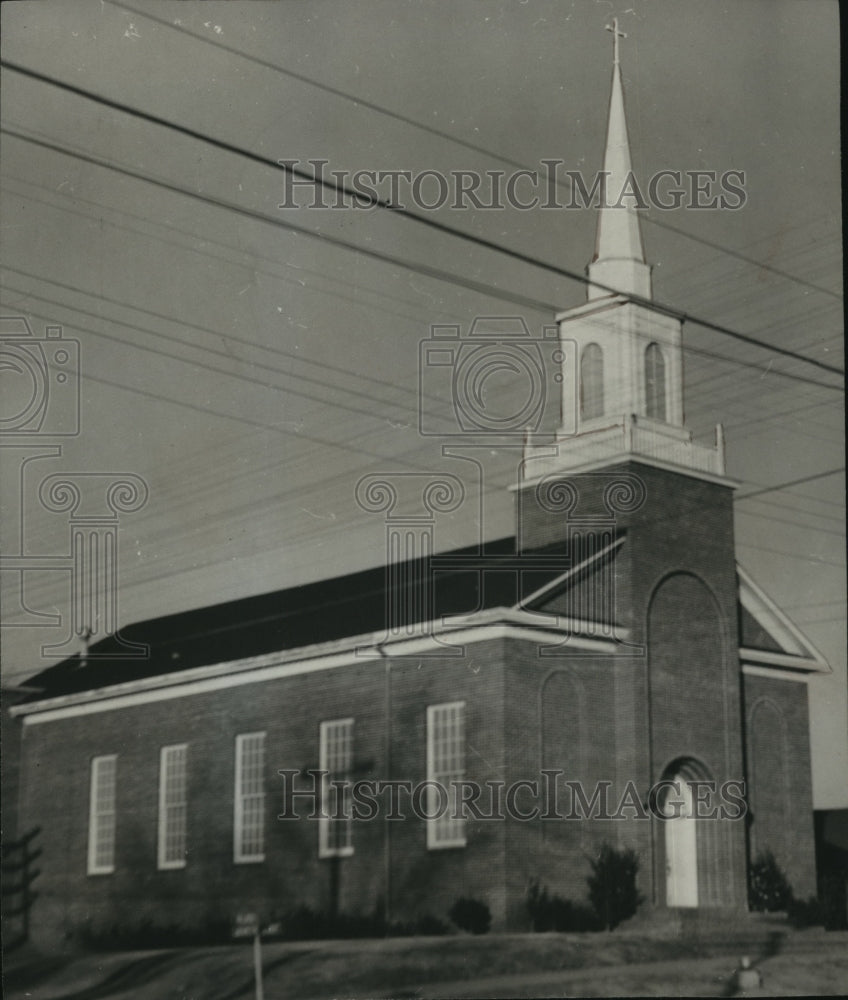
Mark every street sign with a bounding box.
[233,912,259,939]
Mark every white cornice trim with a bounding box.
[555,295,629,323]
[12,615,625,724]
[742,663,812,684]
[740,647,829,673]
[512,453,741,491]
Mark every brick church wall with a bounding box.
[502,638,624,926]
[743,672,817,899]
[18,638,514,946]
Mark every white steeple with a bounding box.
[587,19,652,302]
[518,22,728,487]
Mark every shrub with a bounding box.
[586,843,644,930]
[748,850,793,912]
[526,879,602,933]
[448,897,491,935]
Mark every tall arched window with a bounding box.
[580,343,604,420]
[644,342,666,421]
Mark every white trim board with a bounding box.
[742,663,814,684]
[512,453,740,491]
[14,618,626,725]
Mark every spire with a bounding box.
[587,19,652,302]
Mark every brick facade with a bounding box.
[742,672,817,899]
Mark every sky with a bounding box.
[0,0,845,807]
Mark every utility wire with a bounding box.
[1,60,843,383]
[735,542,844,568]
[734,508,845,538]
[103,0,842,303]
[5,261,839,406]
[736,468,845,501]
[1,126,557,314]
[2,126,842,402]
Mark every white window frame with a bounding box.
[87,754,117,875]
[426,701,466,850]
[234,732,266,863]
[157,744,188,870]
[319,718,354,859]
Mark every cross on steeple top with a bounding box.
[589,15,650,302]
[606,17,627,66]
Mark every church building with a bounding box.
[9,32,828,946]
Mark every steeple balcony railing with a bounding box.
[520,414,725,484]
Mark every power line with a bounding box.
[5,273,844,568]
[0,278,421,424]
[6,262,843,534]
[1,60,843,384]
[0,126,559,315]
[734,507,846,538]
[786,614,847,626]
[5,182,839,406]
[0,172,464,330]
[735,542,844,569]
[6,259,840,427]
[104,0,842,303]
[783,599,847,612]
[736,468,845,501]
[0,295,518,539]
[741,497,845,525]
[2,126,843,406]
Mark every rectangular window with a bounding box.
[87,755,117,874]
[319,718,353,858]
[158,744,187,870]
[426,701,466,849]
[234,732,265,863]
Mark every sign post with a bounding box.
[234,912,263,1000]
[253,927,264,1000]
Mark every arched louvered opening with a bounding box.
[580,342,604,419]
[644,342,667,421]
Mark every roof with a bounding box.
[20,535,621,701]
[16,536,827,705]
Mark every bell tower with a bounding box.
[515,22,749,912]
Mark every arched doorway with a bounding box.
[655,757,719,909]
[660,774,698,907]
